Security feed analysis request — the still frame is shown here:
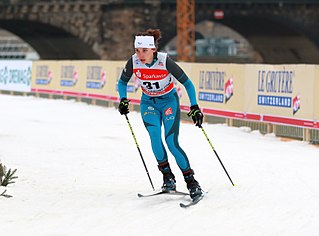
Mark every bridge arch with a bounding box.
[162,20,256,63]
[218,15,319,63]
[0,19,99,59]
[158,4,319,63]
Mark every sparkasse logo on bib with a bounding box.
[133,68,168,81]
[143,73,167,80]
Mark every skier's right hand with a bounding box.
[118,98,130,115]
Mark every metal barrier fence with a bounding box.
[310,129,319,144]
[231,118,319,144]
[275,125,303,140]
[232,119,268,134]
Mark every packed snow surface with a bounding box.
[1,94,319,236]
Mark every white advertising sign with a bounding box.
[0,60,32,92]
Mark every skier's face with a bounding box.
[135,48,156,64]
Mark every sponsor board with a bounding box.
[25,60,319,129]
[314,66,319,121]
[245,64,315,120]
[0,60,31,92]
[179,63,245,113]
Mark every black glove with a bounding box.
[118,98,130,115]
[187,105,203,127]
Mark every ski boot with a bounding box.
[158,162,176,192]
[183,169,203,200]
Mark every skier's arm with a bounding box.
[166,57,197,106]
[117,58,133,99]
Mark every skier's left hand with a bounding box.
[187,105,203,128]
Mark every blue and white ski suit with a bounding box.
[118,52,198,172]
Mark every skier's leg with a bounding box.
[140,102,176,190]
[140,103,168,164]
[162,93,202,198]
[162,92,190,171]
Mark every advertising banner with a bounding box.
[245,64,315,120]
[33,60,115,99]
[314,66,319,121]
[28,60,319,128]
[179,63,245,117]
[0,60,32,92]
[176,62,192,109]
[31,61,59,92]
[82,60,115,100]
[54,61,86,95]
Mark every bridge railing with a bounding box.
[161,0,319,3]
[1,0,319,5]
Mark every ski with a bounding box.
[137,190,189,198]
[180,192,205,208]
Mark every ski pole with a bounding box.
[124,114,155,191]
[200,126,235,186]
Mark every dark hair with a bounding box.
[136,28,162,48]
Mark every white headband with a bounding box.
[134,36,155,48]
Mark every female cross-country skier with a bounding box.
[117,28,204,200]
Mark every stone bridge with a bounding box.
[1,0,319,63]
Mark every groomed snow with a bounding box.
[1,94,319,236]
